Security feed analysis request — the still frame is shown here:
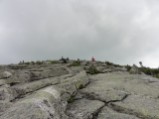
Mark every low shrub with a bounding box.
[50,60,59,64]
[125,65,132,72]
[139,67,159,79]
[105,61,122,67]
[86,65,100,75]
[105,61,114,66]
[36,61,43,65]
[69,60,81,67]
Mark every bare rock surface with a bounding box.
[110,94,159,119]
[97,107,140,119]
[0,60,159,119]
[66,99,105,119]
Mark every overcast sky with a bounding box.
[0,0,159,67]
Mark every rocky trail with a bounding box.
[0,60,159,119]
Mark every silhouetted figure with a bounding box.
[66,57,70,62]
[91,57,95,62]
[60,57,69,63]
[139,61,143,67]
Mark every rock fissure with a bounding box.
[92,104,106,119]
[74,93,133,119]
[10,83,60,102]
[1,61,159,119]
[10,74,76,103]
[108,103,146,119]
[106,94,130,104]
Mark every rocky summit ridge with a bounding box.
[0,60,159,119]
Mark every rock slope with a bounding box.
[0,60,159,119]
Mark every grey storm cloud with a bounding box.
[0,0,159,67]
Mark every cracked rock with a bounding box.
[97,106,140,119]
[110,94,159,119]
[1,61,159,119]
[66,99,105,119]
[0,86,69,119]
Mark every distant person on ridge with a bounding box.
[91,57,96,62]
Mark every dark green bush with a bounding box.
[36,61,43,65]
[50,60,59,64]
[125,65,132,72]
[69,60,81,67]
[86,65,100,75]
[24,62,30,65]
[68,95,76,103]
[79,84,84,89]
[31,61,35,65]
[155,74,159,79]
[105,61,114,66]
[139,67,159,79]
[60,57,69,64]
[105,61,122,67]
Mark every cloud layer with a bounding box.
[0,0,159,67]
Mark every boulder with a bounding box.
[0,86,68,119]
[2,71,12,79]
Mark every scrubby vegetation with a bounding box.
[86,65,101,75]
[125,65,132,72]
[139,67,159,78]
[105,61,122,67]
[125,64,159,79]
[69,60,81,67]
[49,60,59,64]
[60,57,69,64]
[36,61,44,65]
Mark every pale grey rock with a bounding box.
[97,107,140,119]
[0,84,17,101]
[129,64,140,74]
[2,71,12,79]
[58,71,89,101]
[0,86,69,119]
[1,61,159,119]
[80,73,129,102]
[0,79,6,86]
[66,99,105,119]
[13,76,59,96]
[86,72,159,98]
[0,70,89,119]
[110,94,159,119]
[0,101,11,115]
